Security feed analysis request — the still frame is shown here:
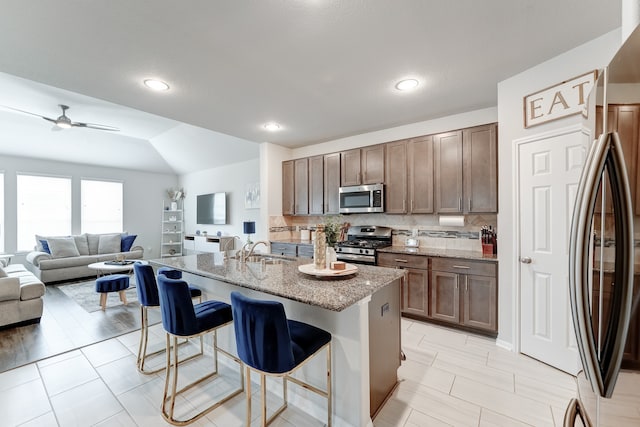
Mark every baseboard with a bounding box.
[495,338,513,351]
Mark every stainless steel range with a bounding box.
[335,225,392,265]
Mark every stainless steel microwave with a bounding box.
[339,184,384,213]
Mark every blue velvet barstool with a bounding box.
[230,291,332,427]
[157,266,203,303]
[157,276,244,425]
[133,263,203,375]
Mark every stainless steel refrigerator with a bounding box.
[566,25,640,426]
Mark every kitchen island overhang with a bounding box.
[150,253,405,427]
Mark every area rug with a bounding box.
[56,278,139,313]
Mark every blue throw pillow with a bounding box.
[40,239,51,254]
[121,234,137,252]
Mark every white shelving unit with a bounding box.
[161,200,184,257]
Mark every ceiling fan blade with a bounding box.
[0,105,54,121]
[72,122,120,132]
[42,116,56,124]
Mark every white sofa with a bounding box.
[0,261,45,328]
[25,233,144,284]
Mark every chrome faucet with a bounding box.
[235,242,251,262]
[240,240,271,262]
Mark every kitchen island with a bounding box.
[151,253,405,427]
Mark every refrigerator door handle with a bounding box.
[563,398,593,427]
[569,131,634,398]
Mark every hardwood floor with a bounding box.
[0,283,159,373]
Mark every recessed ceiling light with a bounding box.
[395,79,419,91]
[143,79,170,91]
[263,122,281,131]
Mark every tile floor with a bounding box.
[0,318,577,427]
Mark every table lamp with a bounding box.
[243,221,255,245]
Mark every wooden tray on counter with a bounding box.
[298,263,358,278]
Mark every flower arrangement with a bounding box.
[167,187,186,201]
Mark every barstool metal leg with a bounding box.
[261,373,267,427]
[137,306,176,375]
[136,305,147,371]
[327,342,332,427]
[161,328,244,426]
[245,342,332,427]
[137,305,205,375]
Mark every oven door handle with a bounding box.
[335,253,376,265]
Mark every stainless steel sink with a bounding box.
[246,255,286,265]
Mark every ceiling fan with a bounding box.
[2,104,120,131]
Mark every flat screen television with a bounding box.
[196,192,227,224]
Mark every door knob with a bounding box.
[520,257,532,264]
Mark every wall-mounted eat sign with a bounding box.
[523,70,598,128]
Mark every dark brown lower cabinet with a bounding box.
[431,270,460,323]
[403,268,429,317]
[270,241,314,258]
[378,252,498,335]
[431,258,497,334]
[463,273,498,331]
[377,253,428,318]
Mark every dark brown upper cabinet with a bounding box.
[594,105,639,214]
[384,140,408,214]
[282,160,295,215]
[408,135,434,214]
[434,124,498,214]
[324,153,341,214]
[463,124,498,213]
[309,155,324,215]
[340,144,385,186]
[384,135,434,214]
[434,130,464,213]
[294,158,310,215]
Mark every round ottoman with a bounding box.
[95,274,130,310]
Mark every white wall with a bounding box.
[1,154,178,263]
[180,158,261,242]
[496,28,621,349]
[260,143,292,218]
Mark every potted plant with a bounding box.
[323,216,343,247]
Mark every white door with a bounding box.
[518,126,588,374]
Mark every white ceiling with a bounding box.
[0,1,622,174]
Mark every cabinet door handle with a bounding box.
[468,198,471,211]
[452,265,470,269]
[465,277,468,292]
[458,197,462,211]
[394,259,408,263]
[411,200,414,211]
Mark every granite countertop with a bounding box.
[378,246,498,262]
[150,253,405,312]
